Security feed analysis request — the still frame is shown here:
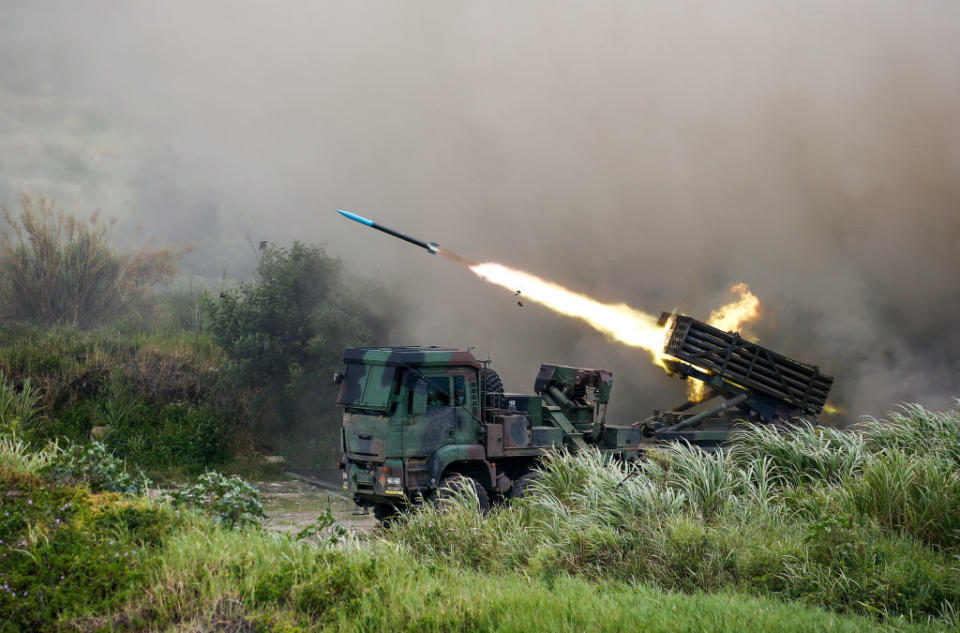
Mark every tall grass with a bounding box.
[0,376,43,433]
[860,402,960,465]
[729,421,868,486]
[0,434,56,474]
[0,194,182,328]
[386,403,960,625]
[1,417,947,633]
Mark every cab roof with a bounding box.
[342,346,481,369]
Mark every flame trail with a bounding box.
[469,261,764,398]
[707,282,761,333]
[469,262,671,366]
[687,283,762,401]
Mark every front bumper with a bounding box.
[340,457,406,504]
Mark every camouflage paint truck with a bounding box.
[336,315,833,520]
[335,346,643,519]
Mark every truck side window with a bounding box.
[454,376,466,406]
[425,377,450,407]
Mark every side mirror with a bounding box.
[332,371,345,385]
[411,380,428,416]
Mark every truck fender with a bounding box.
[427,444,494,490]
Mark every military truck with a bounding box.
[336,313,833,520]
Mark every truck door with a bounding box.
[404,374,459,456]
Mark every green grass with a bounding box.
[386,403,960,625]
[0,324,235,478]
[116,526,921,633]
[2,425,947,633]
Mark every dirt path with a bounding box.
[257,477,377,535]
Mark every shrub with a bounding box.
[0,194,182,328]
[0,466,172,632]
[205,241,395,463]
[169,471,266,529]
[295,507,347,545]
[42,441,150,494]
[41,369,231,474]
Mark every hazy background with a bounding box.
[2,1,959,421]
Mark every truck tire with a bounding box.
[372,503,399,526]
[433,474,491,513]
[508,471,541,499]
[483,368,504,395]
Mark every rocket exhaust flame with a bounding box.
[469,262,762,392]
[335,210,761,384]
[470,262,672,366]
[687,283,763,402]
[437,248,476,266]
[707,283,761,333]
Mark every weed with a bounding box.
[169,471,266,529]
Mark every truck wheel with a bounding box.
[433,474,491,513]
[508,471,540,499]
[372,503,400,525]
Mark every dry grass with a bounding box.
[0,194,183,328]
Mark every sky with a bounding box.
[2,1,959,421]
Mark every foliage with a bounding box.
[205,241,395,462]
[0,435,56,474]
[386,403,960,625]
[42,440,150,494]
[295,506,347,545]
[0,468,172,632]
[0,376,43,435]
[52,369,231,474]
[0,194,182,328]
[861,402,960,466]
[119,527,908,633]
[0,324,233,476]
[0,425,944,633]
[169,471,266,529]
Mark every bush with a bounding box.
[39,369,231,474]
[205,241,396,463]
[0,194,182,328]
[0,464,172,632]
[42,441,150,494]
[169,471,266,529]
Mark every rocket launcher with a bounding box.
[652,313,834,433]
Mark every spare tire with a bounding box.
[482,367,504,394]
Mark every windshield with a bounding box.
[337,363,397,411]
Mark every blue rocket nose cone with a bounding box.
[337,209,375,226]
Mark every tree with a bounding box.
[206,242,395,460]
[0,195,181,328]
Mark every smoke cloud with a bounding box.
[2,1,959,421]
